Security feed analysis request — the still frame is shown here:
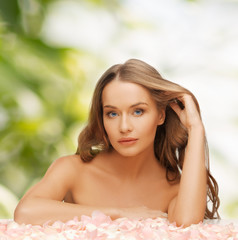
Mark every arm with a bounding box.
[14,156,165,225]
[14,156,119,225]
[168,95,207,227]
[15,197,121,225]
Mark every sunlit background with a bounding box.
[0,0,238,220]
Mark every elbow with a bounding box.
[177,217,203,228]
[168,215,204,228]
[14,206,23,224]
[14,202,31,224]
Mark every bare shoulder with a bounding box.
[160,170,180,204]
[20,154,84,201]
[168,180,180,197]
[46,154,83,175]
[165,172,180,211]
[168,172,180,194]
[43,154,87,188]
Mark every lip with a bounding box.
[118,138,138,145]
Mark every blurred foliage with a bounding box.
[0,0,115,218]
[225,199,238,218]
[0,203,9,218]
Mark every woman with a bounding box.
[14,59,220,227]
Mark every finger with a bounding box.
[169,102,182,116]
[178,94,194,108]
[180,95,199,116]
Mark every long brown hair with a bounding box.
[76,58,220,219]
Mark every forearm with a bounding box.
[170,125,207,225]
[14,198,119,225]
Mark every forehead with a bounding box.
[102,80,154,105]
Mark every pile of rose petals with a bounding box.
[0,211,237,240]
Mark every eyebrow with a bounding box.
[103,102,148,109]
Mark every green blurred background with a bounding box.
[0,0,238,220]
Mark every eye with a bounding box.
[106,111,118,118]
[133,109,144,116]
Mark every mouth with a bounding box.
[118,138,138,145]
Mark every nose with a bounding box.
[119,114,133,133]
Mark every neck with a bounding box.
[101,146,161,182]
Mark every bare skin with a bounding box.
[14,81,206,227]
[14,153,177,225]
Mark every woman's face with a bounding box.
[102,79,165,157]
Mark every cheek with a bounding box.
[103,119,115,138]
[140,121,158,135]
[137,117,159,138]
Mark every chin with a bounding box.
[119,152,138,158]
[113,148,141,158]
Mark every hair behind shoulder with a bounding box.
[76,58,220,220]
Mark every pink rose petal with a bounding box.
[0,213,238,240]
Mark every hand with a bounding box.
[169,94,204,131]
[118,206,167,220]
